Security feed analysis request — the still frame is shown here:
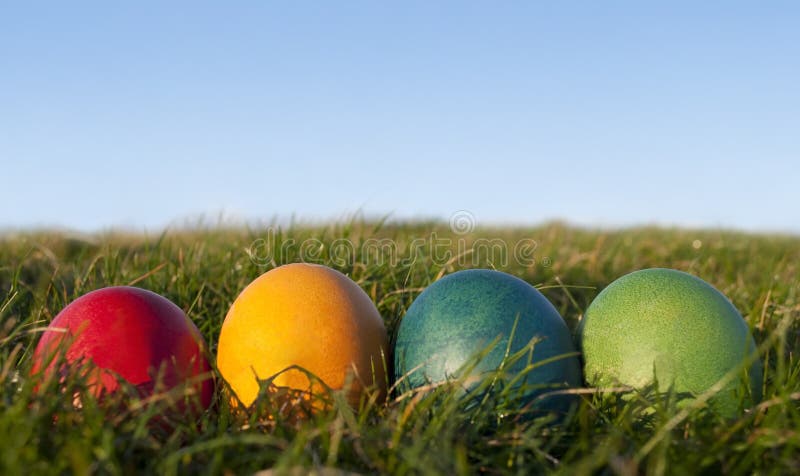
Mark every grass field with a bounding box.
[1,220,799,475]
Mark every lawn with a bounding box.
[1,220,798,475]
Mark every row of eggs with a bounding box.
[32,264,762,418]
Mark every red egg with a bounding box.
[32,286,213,412]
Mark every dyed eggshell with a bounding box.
[32,286,213,411]
[394,269,582,414]
[217,263,389,408]
[580,268,762,416]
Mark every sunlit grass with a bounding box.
[1,220,798,474]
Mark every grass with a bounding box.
[1,220,799,475]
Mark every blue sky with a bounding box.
[2,2,798,232]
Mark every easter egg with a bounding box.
[31,286,213,411]
[216,263,389,408]
[394,269,582,414]
[579,268,762,415]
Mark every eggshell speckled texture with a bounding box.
[217,263,389,408]
[31,286,213,411]
[394,269,582,414]
[580,268,762,416]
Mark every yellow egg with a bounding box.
[217,263,389,409]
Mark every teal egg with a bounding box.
[579,268,762,416]
[394,269,582,414]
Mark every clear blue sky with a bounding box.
[2,2,798,232]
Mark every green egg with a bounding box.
[579,268,762,416]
